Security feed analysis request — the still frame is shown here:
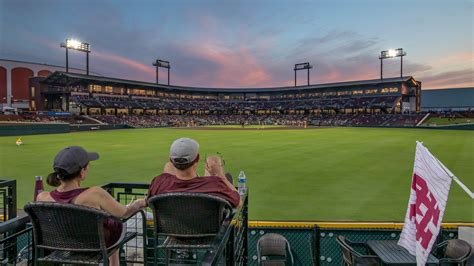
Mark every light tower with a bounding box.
[153,59,171,85]
[60,39,91,75]
[294,62,313,86]
[379,48,406,79]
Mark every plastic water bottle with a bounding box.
[33,176,44,201]
[237,170,247,196]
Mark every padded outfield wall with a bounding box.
[0,123,70,136]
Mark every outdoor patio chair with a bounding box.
[336,235,380,266]
[147,192,232,265]
[434,239,472,266]
[24,201,143,266]
[257,233,294,266]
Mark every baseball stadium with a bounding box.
[1,1,473,265]
[0,56,473,265]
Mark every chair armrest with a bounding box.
[105,209,146,224]
[438,257,467,264]
[118,209,147,223]
[433,240,447,252]
[432,240,448,258]
[106,209,147,252]
[350,241,368,247]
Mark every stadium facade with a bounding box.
[0,59,100,111]
[32,71,421,115]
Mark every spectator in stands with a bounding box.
[148,138,241,208]
[36,146,147,266]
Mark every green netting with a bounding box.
[246,227,459,266]
[441,229,458,241]
[318,228,399,265]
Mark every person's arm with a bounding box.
[213,177,242,208]
[205,156,242,207]
[91,187,146,218]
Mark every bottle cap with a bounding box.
[35,176,42,181]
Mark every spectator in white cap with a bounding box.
[148,138,241,208]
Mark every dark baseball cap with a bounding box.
[169,138,199,165]
[53,146,99,174]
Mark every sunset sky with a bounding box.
[1,0,472,89]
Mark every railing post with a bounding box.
[313,225,320,266]
[242,192,248,265]
[9,180,17,219]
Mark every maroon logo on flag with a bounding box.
[409,173,441,249]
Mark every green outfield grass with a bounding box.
[202,124,288,128]
[0,127,472,221]
[422,117,474,126]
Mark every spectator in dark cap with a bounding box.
[37,146,146,266]
[148,138,241,208]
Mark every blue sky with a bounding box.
[0,0,472,89]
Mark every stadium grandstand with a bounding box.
[3,59,474,129]
[9,70,424,127]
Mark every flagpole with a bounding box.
[418,141,474,199]
[436,158,474,199]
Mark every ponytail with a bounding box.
[46,171,62,187]
[46,165,86,187]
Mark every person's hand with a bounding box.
[205,156,225,177]
[128,199,147,210]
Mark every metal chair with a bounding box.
[336,235,380,266]
[257,233,294,266]
[24,202,141,266]
[434,239,472,266]
[147,192,232,265]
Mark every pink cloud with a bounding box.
[93,50,154,77]
[177,43,275,87]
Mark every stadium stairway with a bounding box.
[82,115,107,125]
[416,113,431,126]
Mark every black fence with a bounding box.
[0,179,32,265]
[201,193,248,266]
[0,180,17,221]
[0,216,32,265]
[102,182,149,265]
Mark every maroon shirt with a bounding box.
[49,188,122,247]
[148,173,241,207]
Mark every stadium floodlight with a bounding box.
[379,48,406,79]
[152,59,171,85]
[60,39,91,75]
[294,62,313,86]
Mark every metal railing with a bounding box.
[0,215,32,265]
[0,179,31,265]
[102,182,149,265]
[0,180,17,222]
[201,193,248,266]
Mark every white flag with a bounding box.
[398,142,452,266]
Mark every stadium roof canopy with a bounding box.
[42,71,418,93]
